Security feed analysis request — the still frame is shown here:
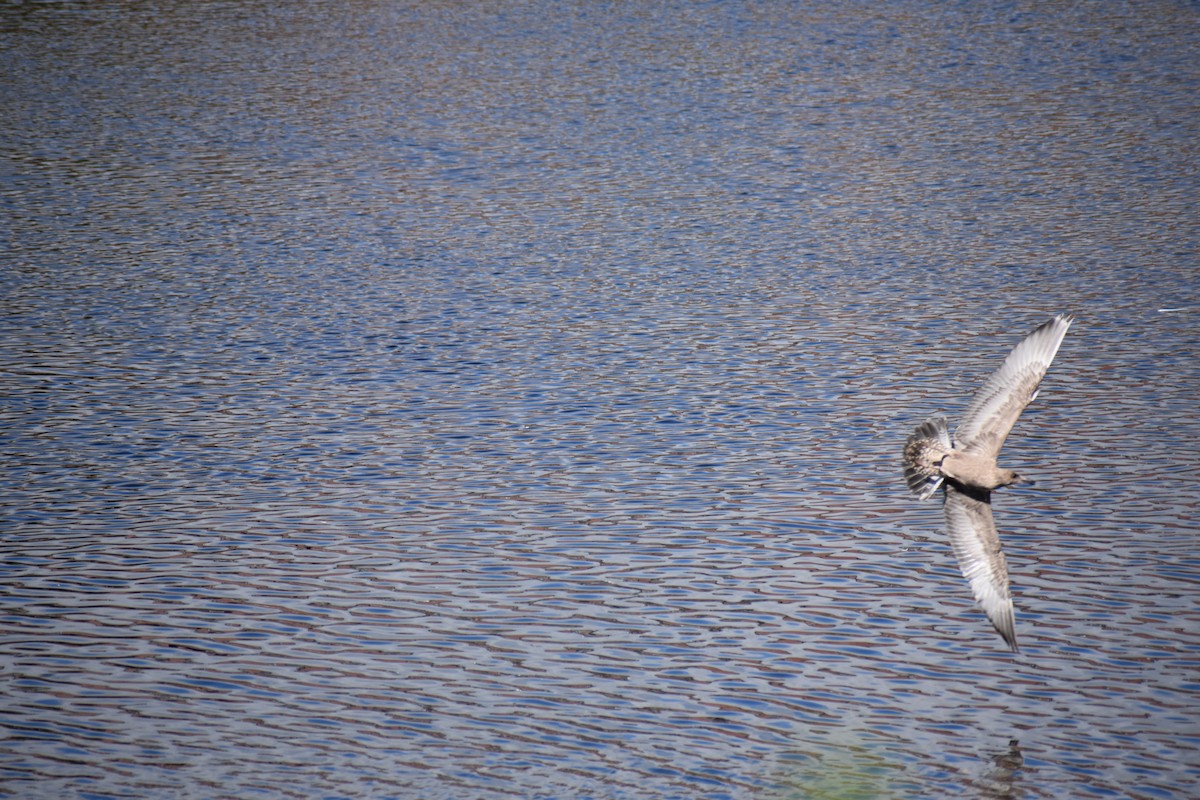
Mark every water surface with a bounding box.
[3,1,1199,798]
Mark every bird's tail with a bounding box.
[903,416,953,500]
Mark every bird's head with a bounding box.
[1000,469,1034,488]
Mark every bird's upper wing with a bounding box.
[943,485,1018,652]
[955,313,1073,458]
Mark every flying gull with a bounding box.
[902,313,1074,651]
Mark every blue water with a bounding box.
[3,1,1199,798]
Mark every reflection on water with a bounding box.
[777,736,1024,800]
[3,0,1200,798]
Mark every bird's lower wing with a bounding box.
[943,485,1018,652]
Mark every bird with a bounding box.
[902,313,1074,652]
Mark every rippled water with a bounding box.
[3,1,1199,798]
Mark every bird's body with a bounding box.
[902,313,1074,651]
[931,448,1022,493]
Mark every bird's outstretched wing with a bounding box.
[943,485,1018,652]
[956,313,1073,458]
